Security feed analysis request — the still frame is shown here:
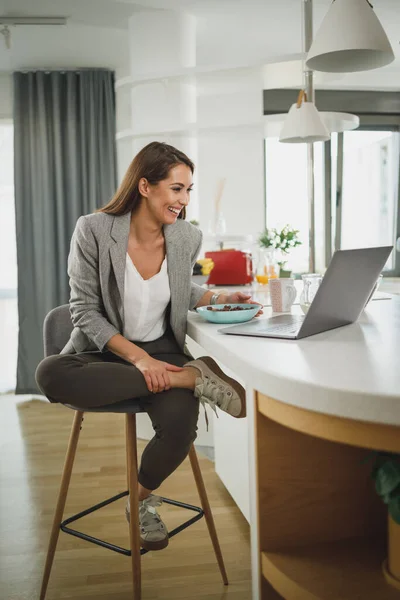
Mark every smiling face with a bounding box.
[138,163,193,225]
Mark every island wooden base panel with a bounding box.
[389,515,400,582]
[384,559,400,592]
[262,538,400,600]
[255,392,400,599]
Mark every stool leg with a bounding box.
[39,410,84,600]
[189,445,229,585]
[125,414,141,600]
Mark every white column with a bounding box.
[128,11,196,76]
[121,10,205,441]
[196,68,265,244]
[127,10,199,222]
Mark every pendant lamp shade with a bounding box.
[279,91,330,144]
[320,111,360,133]
[266,111,359,137]
[306,0,395,73]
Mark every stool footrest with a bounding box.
[60,491,204,556]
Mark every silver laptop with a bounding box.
[219,246,393,340]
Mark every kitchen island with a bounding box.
[187,295,400,599]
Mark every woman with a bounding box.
[36,141,260,552]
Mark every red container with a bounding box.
[205,250,253,285]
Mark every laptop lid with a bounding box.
[296,246,393,339]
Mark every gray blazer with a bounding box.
[61,211,205,355]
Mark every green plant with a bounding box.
[365,451,400,524]
[258,225,302,269]
[258,229,275,249]
[189,219,199,227]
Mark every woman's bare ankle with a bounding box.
[169,366,198,390]
[138,483,152,501]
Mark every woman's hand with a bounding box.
[219,291,263,316]
[134,354,184,393]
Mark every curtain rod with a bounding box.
[14,67,113,74]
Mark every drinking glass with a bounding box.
[299,273,322,314]
[255,248,278,285]
[365,273,383,307]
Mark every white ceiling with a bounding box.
[0,0,399,89]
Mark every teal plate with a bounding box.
[196,303,259,324]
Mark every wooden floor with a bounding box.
[0,395,252,600]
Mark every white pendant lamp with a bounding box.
[306,0,395,73]
[279,90,330,144]
[265,110,359,137]
[320,111,360,133]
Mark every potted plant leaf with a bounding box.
[368,451,400,588]
[258,225,302,278]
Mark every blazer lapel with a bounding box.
[109,212,131,321]
[164,222,189,329]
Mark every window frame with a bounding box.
[328,115,400,277]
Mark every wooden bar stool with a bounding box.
[39,305,228,600]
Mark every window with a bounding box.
[265,123,400,276]
[0,121,18,393]
[264,137,324,274]
[333,128,400,273]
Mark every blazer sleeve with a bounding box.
[68,216,120,351]
[189,228,208,310]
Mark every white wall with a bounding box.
[0,74,13,119]
[0,24,129,73]
[195,2,302,67]
[196,67,265,238]
[115,83,134,183]
[198,128,265,237]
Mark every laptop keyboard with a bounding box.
[262,316,304,335]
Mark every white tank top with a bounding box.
[123,253,171,342]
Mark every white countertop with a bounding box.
[187,295,400,427]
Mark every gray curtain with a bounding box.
[13,69,117,394]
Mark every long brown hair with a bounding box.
[97,141,194,219]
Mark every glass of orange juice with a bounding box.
[255,248,277,285]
